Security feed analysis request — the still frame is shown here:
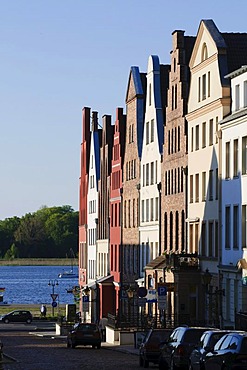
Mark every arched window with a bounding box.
[201,43,208,61]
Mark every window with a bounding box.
[195,125,199,150]
[234,139,239,177]
[226,142,230,178]
[215,221,218,257]
[150,198,154,221]
[195,223,199,253]
[178,126,180,152]
[242,136,247,174]
[141,200,144,222]
[195,174,199,202]
[215,116,219,144]
[208,71,210,97]
[201,222,206,256]
[128,200,131,228]
[175,84,177,109]
[242,205,247,248]
[151,162,154,185]
[146,163,149,186]
[202,74,206,100]
[209,119,213,146]
[202,43,208,61]
[168,130,170,154]
[198,77,201,102]
[235,84,240,111]
[155,197,159,221]
[233,205,239,249]
[225,206,231,249]
[189,224,194,253]
[190,175,193,203]
[151,119,154,142]
[215,168,218,200]
[244,81,247,107]
[202,171,206,201]
[191,127,194,152]
[202,122,206,148]
[208,221,214,257]
[146,122,149,144]
[146,199,149,222]
[209,170,213,200]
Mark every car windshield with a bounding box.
[77,324,97,332]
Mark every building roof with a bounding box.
[220,106,247,125]
[145,254,167,270]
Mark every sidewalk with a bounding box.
[30,330,139,356]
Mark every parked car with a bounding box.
[0,310,32,324]
[139,328,172,368]
[204,332,247,370]
[67,322,101,349]
[159,326,212,370]
[189,330,234,370]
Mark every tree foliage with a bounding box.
[0,206,78,258]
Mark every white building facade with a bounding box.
[220,66,247,327]
[139,55,167,277]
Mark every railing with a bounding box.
[235,311,247,330]
[107,312,206,330]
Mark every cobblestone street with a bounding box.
[0,331,141,370]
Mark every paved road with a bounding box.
[0,331,143,370]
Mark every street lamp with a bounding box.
[48,279,59,317]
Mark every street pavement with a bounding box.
[30,329,139,356]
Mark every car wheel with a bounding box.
[143,358,149,368]
[97,344,101,349]
[4,318,9,324]
[139,356,144,367]
[26,319,32,324]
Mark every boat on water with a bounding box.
[58,248,79,279]
[58,269,78,279]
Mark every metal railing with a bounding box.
[107,312,207,330]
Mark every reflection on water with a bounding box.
[0,265,78,304]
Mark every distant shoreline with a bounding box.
[0,258,78,266]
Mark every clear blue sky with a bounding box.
[1,0,246,220]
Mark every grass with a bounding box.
[0,303,70,319]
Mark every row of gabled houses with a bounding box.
[78,19,247,329]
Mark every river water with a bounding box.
[0,265,79,305]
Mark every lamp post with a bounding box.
[126,286,135,327]
[48,279,59,317]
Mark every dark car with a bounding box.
[139,328,172,368]
[204,332,247,370]
[189,330,234,370]
[159,326,212,370]
[0,310,32,324]
[67,322,101,349]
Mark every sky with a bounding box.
[1,0,247,220]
